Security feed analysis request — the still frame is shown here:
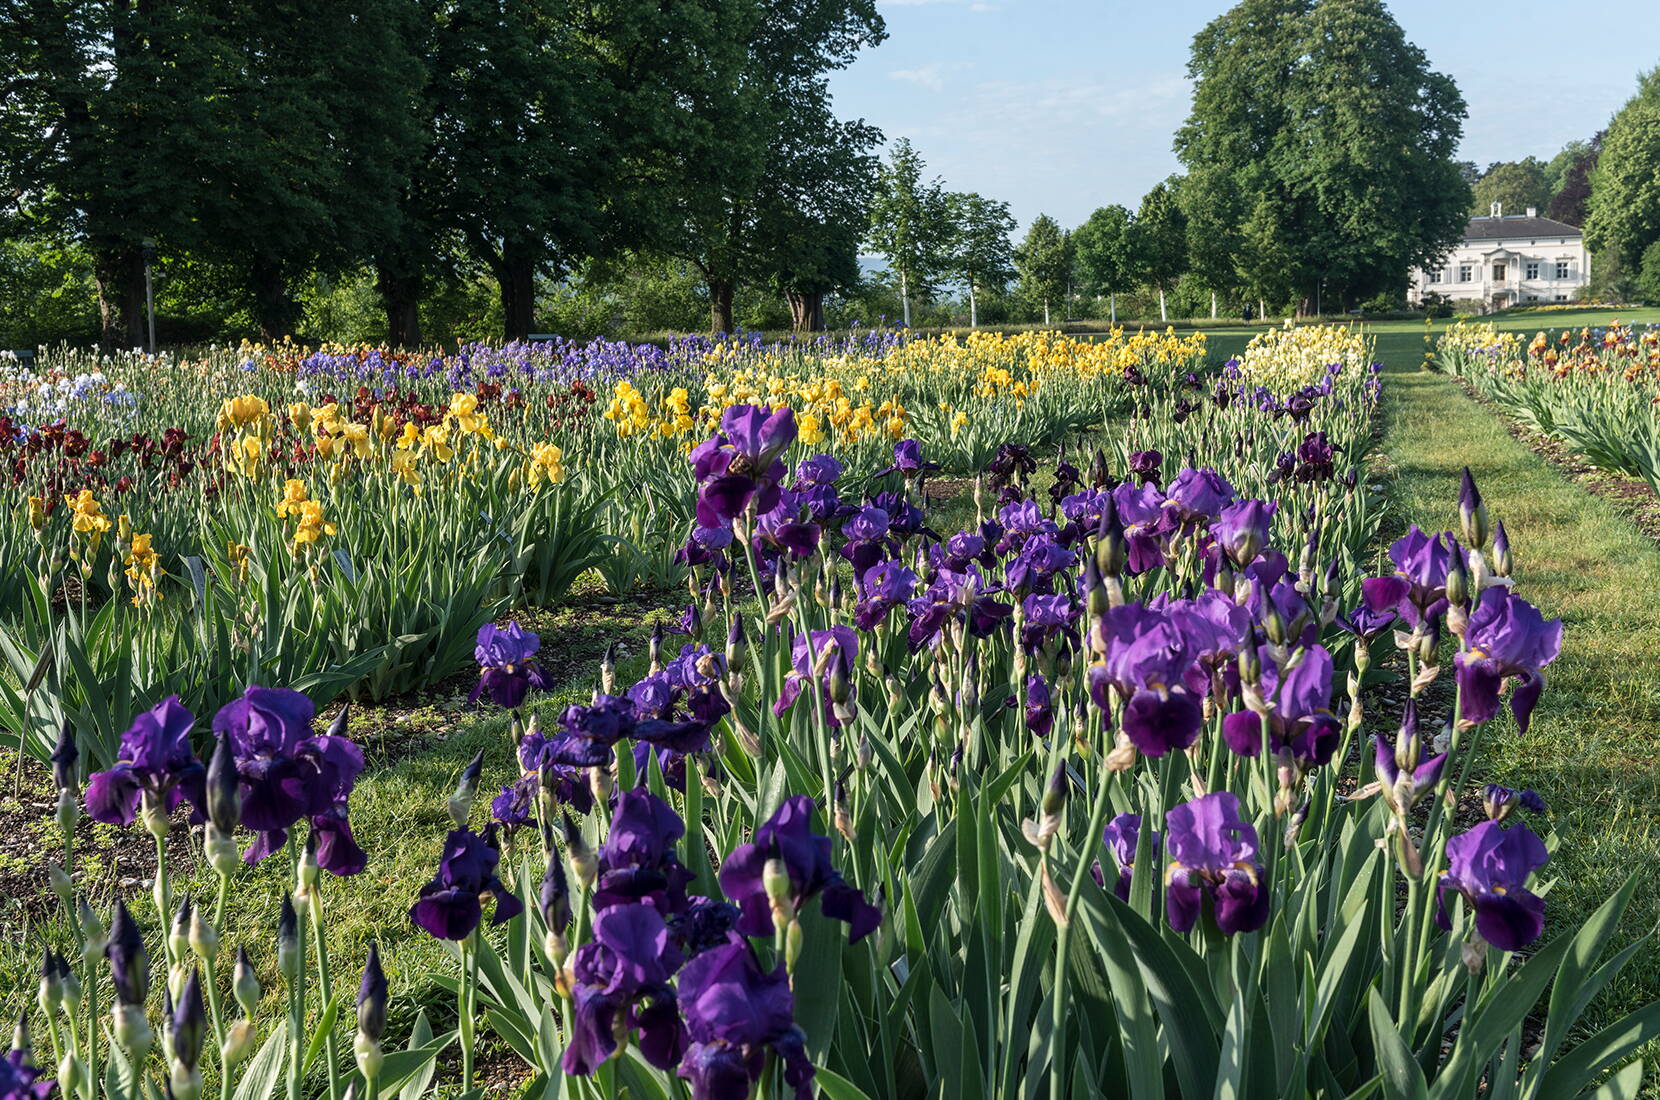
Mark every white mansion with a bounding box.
[1409,204,1590,311]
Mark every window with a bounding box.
[1493,262,1507,282]
[1458,265,1473,283]
[1555,294,1567,302]
[1525,261,1540,279]
[1555,261,1570,279]
[1525,294,1539,302]
[1427,269,1442,284]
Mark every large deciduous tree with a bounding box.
[1014,214,1071,326]
[1547,134,1600,229]
[1585,70,1660,278]
[868,138,951,328]
[945,193,1016,328]
[1174,0,1469,310]
[1071,205,1134,323]
[1471,159,1551,217]
[1131,179,1187,322]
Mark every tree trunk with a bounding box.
[499,241,536,341]
[1258,298,1265,323]
[251,254,300,342]
[1043,299,1050,326]
[92,246,146,353]
[376,262,423,348]
[968,283,977,328]
[709,279,736,334]
[899,269,911,328]
[1110,292,1116,325]
[1158,287,1167,323]
[786,290,824,332]
[1210,290,1217,319]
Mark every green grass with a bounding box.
[1376,335,1660,1035]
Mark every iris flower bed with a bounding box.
[1435,318,1660,495]
[12,322,1660,1098]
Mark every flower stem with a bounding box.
[308,892,342,1100]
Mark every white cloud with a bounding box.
[888,61,970,92]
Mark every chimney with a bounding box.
[1490,201,1502,218]
[1526,206,1537,218]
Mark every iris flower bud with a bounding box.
[448,750,485,829]
[1458,467,1490,550]
[648,622,664,674]
[58,1052,85,1094]
[326,703,351,740]
[222,1020,255,1066]
[172,968,207,1072]
[205,735,241,835]
[1492,521,1511,577]
[725,617,747,677]
[48,862,72,911]
[233,947,260,1017]
[79,900,107,963]
[357,943,388,1044]
[50,723,78,793]
[600,642,616,695]
[189,907,219,963]
[38,952,62,1017]
[1087,448,1110,488]
[108,900,149,1006]
[169,895,193,961]
[277,895,301,984]
[563,816,596,891]
[295,834,319,902]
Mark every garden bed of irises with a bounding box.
[1435,318,1660,497]
[1,326,1231,776]
[16,354,1660,1099]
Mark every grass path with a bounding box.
[1376,335,1660,1024]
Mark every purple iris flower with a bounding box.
[490,774,538,832]
[868,491,931,541]
[1019,593,1076,654]
[1005,536,1076,596]
[1162,792,1269,935]
[592,788,695,914]
[212,687,366,872]
[1024,673,1054,738]
[579,904,684,993]
[718,795,881,944]
[1088,604,1204,756]
[1212,499,1276,568]
[1336,605,1397,641]
[1435,821,1549,951]
[690,407,796,527]
[789,454,842,488]
[854,561,917,630]
[905,566,1012,650]
[938,529,993,570]
[1098,812,1157,902]
[752,494,821,559]
[1166,468,1235,523]
[469,622,552,709]
[995,500,1058,555]
[1454,589,1562,733]
[85,696,206,827]
[1128,449,1162,485]
[875,439,939,479]
[1482,784,1547,821]
[669,897,741,957]
[1156,591,1251,674]
[0,1049,53,1100]
[676,937,814,1100]
[1221,645,1340,767]
[528,695,637,768]
[1112,482,1171,574]
[720,405,796,471]
[839,506,893,576]
[773,627,858,726]
[409,827,523,940]
[516,736,597,814]
[1362,527,1456,625]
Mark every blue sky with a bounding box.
[827,0,1657,232]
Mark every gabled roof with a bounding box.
[1462,215,1582,241]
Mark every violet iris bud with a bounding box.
[1492,521,1511,577]
[540,850,573,962]
[232,948,260,1017]
[171,967,207,1073]
[277,895,300,983]
[1088,448,1110,488]
[106,900,148,1006]
[1162,792,1269,936]
[204,735,240,836]
[1458,467,1490,550]
[1435,821,1549,952]
[1374,735,1446,816]
[1482,784,1547,821]
[449,751,485,828]
[49,724,77,793]
[1453,589,1562,733]
[355,942,388,1079]
[1024,674,1053,739]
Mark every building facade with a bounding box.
[1408,204,1590,311]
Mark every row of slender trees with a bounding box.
[1,0,887,347]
